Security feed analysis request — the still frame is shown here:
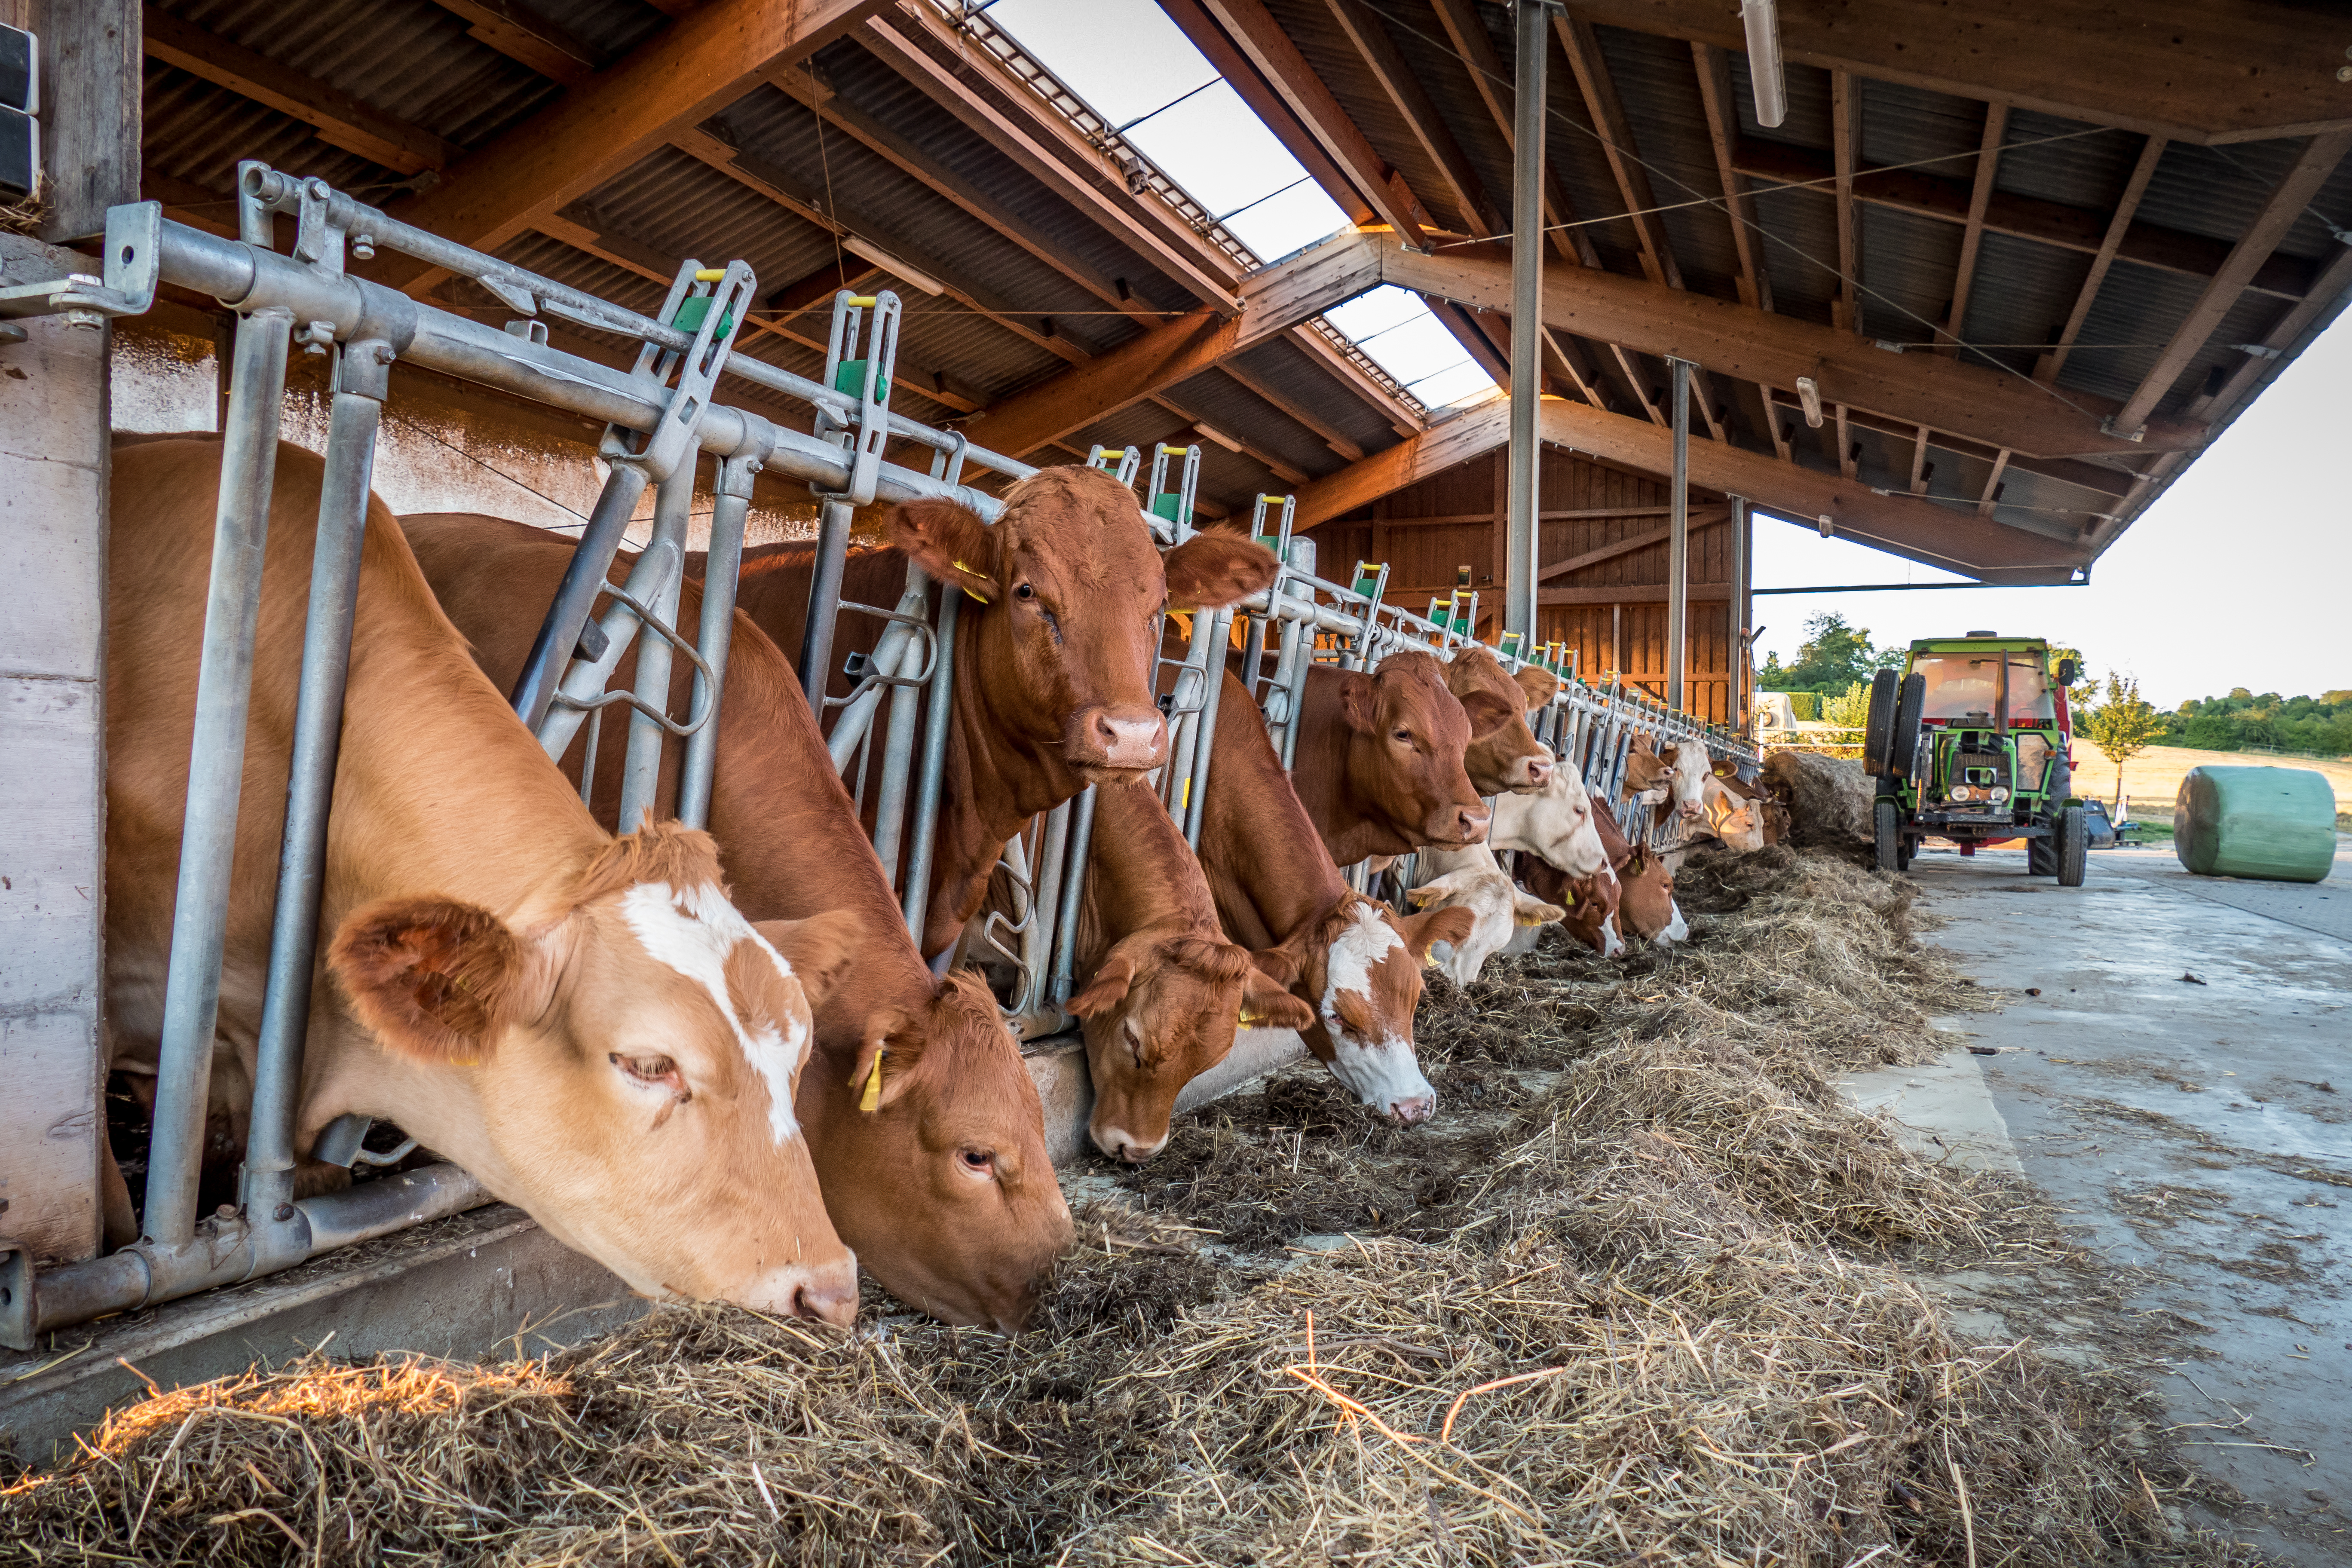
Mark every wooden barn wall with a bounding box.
[1308,446,1749,724]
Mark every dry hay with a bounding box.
[2,849,2256,1567]
[1764,748,1877,853]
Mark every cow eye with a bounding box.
[958,1148,995,1177]
[610,1052,683,1093]
[1014,582,1036,600]
[1391,727,1412,743]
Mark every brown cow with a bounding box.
[1197,671,1473,1123]
[1592,795,1688,946]
[406,509,1075,1330]
[1444,646,1552,794]
[1067,779,1313,1161]
[1520,856,1625,958]
[107,439,858,1321]
[722,470,1278,958]
[1288,652,1491,866]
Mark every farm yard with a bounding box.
[3,0,2347,1563]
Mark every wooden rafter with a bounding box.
[426,0,601,87]
[2036,134,2168,384]
[2110,129,2352,436]
[1939,104,2007,357]
[372,0,888,289]
[1691,43,1789,463]
[1735,132,2316,306]
[1293,396,2086,581]
[141,6,461,175]
[1221,358,1365,461]
[1760,389,2136,501]
[1831,70,1862,335]
[1154,0,1372,226]
[1975,449,2011,517]
[1323,0,1498,239]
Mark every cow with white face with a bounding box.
[1408,843,1565,985]
[1488,761,1611,879]
[1659,740,1715,822]
[1694,774,1765,851]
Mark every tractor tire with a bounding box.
[2027,830,2058,877]
[1874,798,1902,874]
[2056,804,2088,887]
[1896,835,1913,873]
[1861,670,1899,776]
[1890,673,1925,781]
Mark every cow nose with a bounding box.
[1456,805,1491,843]
[1089,708,1167,769]
[1523,752,1554,787]
[1387,1092,1436,1127]
[1091,1125,1167,1164]
[752,1255,861,1326]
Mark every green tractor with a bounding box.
[1864,633,2088,885]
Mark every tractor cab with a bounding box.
[1864,632,2088,885]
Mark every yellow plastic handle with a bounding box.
[845,295,880,307]
[1158,443,1188,456]
[694,268,726,282]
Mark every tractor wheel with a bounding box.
[1890,674,1925,781]
[1861,670,1899,775]
[2056,804,2088,887]
[1874,798,1902,874]
[2027,830,2058,877]
[1895,835,1914,873]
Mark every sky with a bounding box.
[986,0,2351,712]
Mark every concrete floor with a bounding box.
[1846,841,2351,1565]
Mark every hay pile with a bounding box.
[3,850,2256,1567]
[1764,747,1877,853]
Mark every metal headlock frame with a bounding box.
[0,163,1753,1344]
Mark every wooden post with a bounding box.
[32,0,140,242]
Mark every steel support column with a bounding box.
[1666,357,1690,711]
[1503,0,1548,643]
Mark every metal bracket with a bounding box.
[0,200,162,330]
[816,288,902,506]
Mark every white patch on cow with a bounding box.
[1317,903,1435,1117]
[1412,846,1525,985]
[619,881,807,1145]
[1490,769,1608,878]
[1651,898,1690,948]
[1598,912,1625,959]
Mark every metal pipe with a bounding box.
[241,343,389,1234]
[677,453,754,830]
[799,497,854,710]
[1049,785,1098,1005]
[901,589,959,944]
[143,305,294,1252]
[1668,357,1690,711]
[1182,609,1232,847]
[1504,0,1547,643]
[617,463,697,830]
[511,464,649,732]
[1730,495,1749,729]
[870,569,934,889]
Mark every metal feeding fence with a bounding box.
[0,162,1752,1347]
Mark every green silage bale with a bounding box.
[2173,766,2336,883]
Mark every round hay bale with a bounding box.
[2174,764,2337,883]
[1760,748,1873,852]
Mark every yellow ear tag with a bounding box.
[1515,913,1550,927]
[858,1052,885,1112]
[1237,1008,1262,1026]
[952,561,988,602]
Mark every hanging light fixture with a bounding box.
[1741,0,1788,128]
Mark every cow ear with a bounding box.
[1406,873,1472,908]
[1162,527,1278,610]
[1065,951,1139,1019]
[888,498,998,602]
[754,910,863,1015]
[1334,670,1379,734]
[1458,688,1517,740]
[1513,892,1566,927]
[1399,904,1476,963]
[846,1007,920,1114]
[1510,665,1560,712]
[330,897,533,1063]
[1238,965,1314,1030]
[1248,942,1305,989]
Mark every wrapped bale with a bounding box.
[1761,749,1872,851]
[2174,765,2336,883]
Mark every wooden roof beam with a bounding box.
[1733,135,2317,304]
[1692,42,1789,460]
[1293,395,2087,580]
[2037,135,2168,384]
[1221,358,1366,461]
[1155,0,1373,226]
[1323,0,1501,239]
[425,0,602,87]
[141,6,462,175]
[2111,129,2352,437]
[1830,70,1861,335]
[1540,0,2352,144]
[1937,104,2007,356]
[1178,0,1432,247]
[370,0,889,289]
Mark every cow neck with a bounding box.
[693,579,936,1058]
[1077,781,1219,964]
[1196,673,1348,952]
[1288,671,1411,867]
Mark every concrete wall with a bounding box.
[0,233,110,1267]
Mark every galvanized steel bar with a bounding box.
[1504,0,1546,643]
[1667,357,1690,712]
[142,304,294,1252]
[617,463,698,830]
[799,498,855,711]
[677,452,755,830]
[1049,784,1098,1007]
[902,590,959,945]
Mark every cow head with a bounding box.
[326,823,859,1323]
[1615,845,1689,948]
[1068,932,1312,1162]
[1621,734,1672,805]
[1407,845,1564,986]
[1490,765,1610,879]
[1657,741,1714,821]
[1559,865,1627,959]
[1445,646,1553,793]
[1330,652,1491,847]
[1252,893,1473,1124]
[888,471,1277,780]
[1698,775,1764,851]
[803,970,1072,1332]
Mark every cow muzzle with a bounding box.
[1387,1091,1436,1127]
[742,1252,861,1327]
[1430,802,1491,847]
[1517,752,1554,789]
[1072,706,1168,772]
[1090,1123,1170,1164]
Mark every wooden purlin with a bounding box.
[370,0,891,289]
[1939,104,2006,359]
[2037,135,2169,386]
[1322,0,1501,239]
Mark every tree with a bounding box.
[1819,680,1871,758]
[2081,671,2165,808]
[1767,613,1901,695]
